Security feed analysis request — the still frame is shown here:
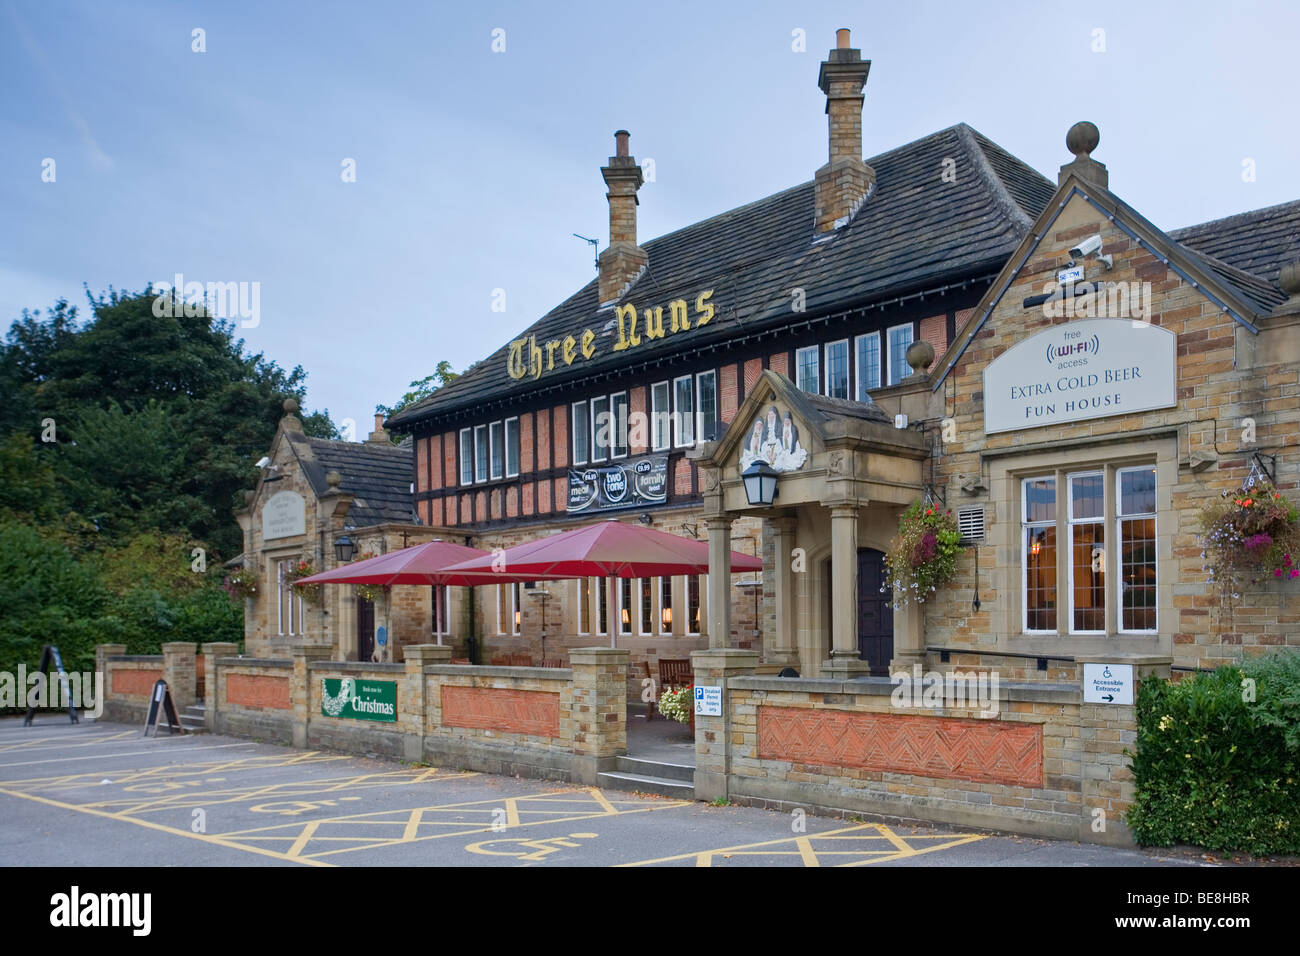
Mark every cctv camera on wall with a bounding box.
[1069,234,1103,259]
[255,456,271,469]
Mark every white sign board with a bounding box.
[262,490,306,540]
[1082,663,1134,705]
[694,685,722,717]
[984,319,1176,434]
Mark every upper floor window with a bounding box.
[697,370,718,441]
[572,401,589,467]
[825,339,849,399]
[504,417,520,478]
[489,421,504,480]
[795,346,819,393]
[886,323,915,386]
[590,396,610,463]
[673,375,694,447]
[459,428,473,484]
[611,392,629,458]
[855,332,881,399]
[474,425,488,482]
[461,417,519,485]
[651,381,671,451]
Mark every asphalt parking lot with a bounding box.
[0,717,1208,867]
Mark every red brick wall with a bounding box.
[769,351,788,376]
[441,685,560,738]
[919,313,947,358]
[538,480,551,513]
[552,404,568,468]
[416,437,429,492]
[111,668,162,698]
[743,357,762,392]
[521,413,534,475]
[553,477,566,513]
[430,498,443,526]
[757,706,1044,788]
[720,364,739,422]
[537,409,552,471]
[674,457,692,496]
[629,385,647,455]
[443,430,457,488]
[506,486,518,518]
[226,673,291,710]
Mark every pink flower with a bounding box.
[1291,569,1299,580]
[1275,568,1284,578]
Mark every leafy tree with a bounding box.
[376,360,462,418]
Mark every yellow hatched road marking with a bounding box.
[795,836,820,867]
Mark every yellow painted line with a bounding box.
[286,820,322,857]
[795,836,820,867]
[0,786,332,867]
[0,730,135,752]
[504,798,520,827]
[402,808,424,841]
[617,823,886,867]
[875,823,916,855]
[695,853,712,867]
[587,787,618,815]
[838,833,986,867]
[0,741,256,769]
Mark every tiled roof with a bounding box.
[291,433,417,528]
[388,123,1056,429]
[1170,199,1300,290]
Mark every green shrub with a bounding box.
[1127,653,1300,855]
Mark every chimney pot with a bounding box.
[374,413,384,431]
[836,28,851,49]
[614,129,630,157]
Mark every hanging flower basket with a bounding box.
[882,501,963,607]
[351,552,387,603]
[658,684,694,724]
[285,558,322,605]
[1198,488,1300,605]
[223,566,259,602]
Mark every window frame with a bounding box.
[673,375,695,448]
[1116,465,1158,634]
[1066,470,1107,636]
[651,381,671,452]
[824,338,849,399]
[474,425,488,483]
[854,332,881,399]
[610,391,629,459]
[504,416,520,478]
[886,323,915,387]
[571,401,589,467]
[1021,475,1058,635]
[696,370,717,444]
[590,395,610,463]
[795,345,820,394]
[459,427,473,485]
[489,421,504,481]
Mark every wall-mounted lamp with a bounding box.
[741,460,780,507]
[334,533,356,563]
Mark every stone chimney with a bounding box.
[813,28,875,234]
[1058,121,1108,189]
[597,130,648,306]
[367,413,389,445]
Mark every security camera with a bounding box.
[255,456,271,469]
[1069,234,1103,259]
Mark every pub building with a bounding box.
[381,28,1298,686]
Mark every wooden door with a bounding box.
[857,548,893,676]
[357,597,375,662]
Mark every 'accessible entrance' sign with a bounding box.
[983,319,1176,434]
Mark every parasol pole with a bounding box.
[606,572,619,650]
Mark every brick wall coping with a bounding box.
[215,657,293,669]
[730,675,1080,703]
[107,655,164,663]
[425,665,573,679]
[307,661,406,674]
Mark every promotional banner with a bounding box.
[568,454,669,514]
[320,678,397,722]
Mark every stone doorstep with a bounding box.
[596,770,694,800]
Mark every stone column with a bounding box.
[290,645,333,749]
[824,505,869,676]
[889,601,925,673]
[569,647,629,784]
[94,644,125,721]
[705,516,733,649]
[401,644,453,761]
[161,642,198,711]
[690,648,759,802]
[768,515,799,670]
[201,642,237,732]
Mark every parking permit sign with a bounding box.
[694,685,722,716]
[1082,663,1134,705]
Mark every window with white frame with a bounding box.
[673,375,694,446]
[489,421,504,480]
[659,577,673,633]
[696,370,717,442]
[1022,477,1057,633]
[572,401,589,466]
[651,381,671,451]
[795,346,819,393]
[1069,472,1106,633]
[686,575,702,635]
[474,425,488,482]
[597,576,608,635]
[825,339,849,399]
[611,392,629,458]
[590,396,609,463]
[1118,466,1157,633]
[638,577,652,634]
[855,332,881,399]
[276,559,303,636]
[1021,466,1159,636]
[619,578,633,634]
[578,578,592,635]
[433,585,449,639]
[459,428,473,484]
[886,323,915,386]
[504,417,520,478]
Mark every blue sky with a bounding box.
[3,0,1296,434]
